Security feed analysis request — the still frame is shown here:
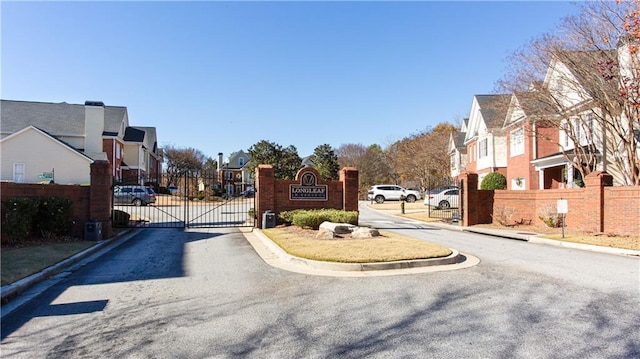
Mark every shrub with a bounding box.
[35,197,75,239]
[280,209,359,230]
[112,210,131,227]
[481,172,507,190]
[538,205,561,228]
[1,198,39,244]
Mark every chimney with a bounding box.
[217,152,223,171]
[84,101,105,154]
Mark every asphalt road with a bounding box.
[1,207,639,358]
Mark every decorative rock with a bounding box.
[350,227,380,239]
[319,221,356,234]
[315,228,336,239]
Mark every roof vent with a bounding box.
[84,101,105,107]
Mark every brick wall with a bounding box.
[461,171,639,237]
[0,182,89,238]
[604,186,640,236]
[255,166,359,228]
[0,161,113,239]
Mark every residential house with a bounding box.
[525,47,639,187]
[449,118,468,180]
[0,99,160,185]
[0,125,95,184]
[463,94,511,187]
[121,126,162,185]
[503,91,561,189]
[217,151,253,195]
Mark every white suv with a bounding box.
[367,185,421,204]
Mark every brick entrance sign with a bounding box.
[254,165,359,228]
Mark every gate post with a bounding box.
[459,172,478,227]
[256,165,276,229]
[583,171,612,234]
[90,160,113,238]
[340,167,359,212]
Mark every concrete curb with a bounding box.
[385,211,640,257]
[249,229,478,275]
[1,229,141,307]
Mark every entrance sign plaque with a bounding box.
[290,172,327,200]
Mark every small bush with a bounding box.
[112,210,131,227]
[35,197,75,239]
[1,198,39,244]
[481,172,507,190]
[280,209,358,230]
[538,205,561,228]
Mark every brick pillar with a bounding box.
[583,171,613,233]
[256,165,275,228]
[90,160,113,238]
[459,172,479,226]
[340,167,359,212]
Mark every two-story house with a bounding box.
[217,151,253,196]
[463,94,511,186]
[449,118,468,180]
[0,100,161,185]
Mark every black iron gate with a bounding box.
[425,177,461,222]
[112,172,256,229]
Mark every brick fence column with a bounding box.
[90,160,113,238]
[583,171,613,233]
[340,167,359,212]
[256,165,275,228]
[459,172,479,226]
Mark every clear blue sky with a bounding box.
[2,1,578,160]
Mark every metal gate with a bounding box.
[112,172,256,229]
[425,177,461,222]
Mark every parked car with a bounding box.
[367,185,421,204]
[114,185,156,206]
[241,188,255,197]
[424,186,459,209]
[167,186,179,195]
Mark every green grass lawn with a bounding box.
[1,241,96,286]
[262,227,452,263]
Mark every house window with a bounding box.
[238,157,245,166]
[479,139,488,158]
[225,171,233,180]
[13,163,25,183]
[116,143,121,159]
[510,128,524,156]
[450,154,457,170]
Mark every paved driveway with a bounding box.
[1,214,639,358]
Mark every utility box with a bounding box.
[262,211,276,229]
[84,221,102,241]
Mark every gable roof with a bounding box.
[133,126,158,153]
[0,125,94,162]
[504,91,558,128]
[123,127,146,143]
[464,94,510,144]
[0,99,128,137]
[475,94,511,129]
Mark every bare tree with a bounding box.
[499,0,640,185]
[164,145,206,186]
[388,123,457,189]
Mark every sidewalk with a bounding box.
[382,207,640,257]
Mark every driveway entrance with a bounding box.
[112,172,255,229]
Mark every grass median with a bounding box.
[262,226,452,263]
[1,241,95,286]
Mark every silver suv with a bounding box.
[367,185,421,204]
[114,185,156,206]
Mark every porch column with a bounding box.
[538,170,545,190]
